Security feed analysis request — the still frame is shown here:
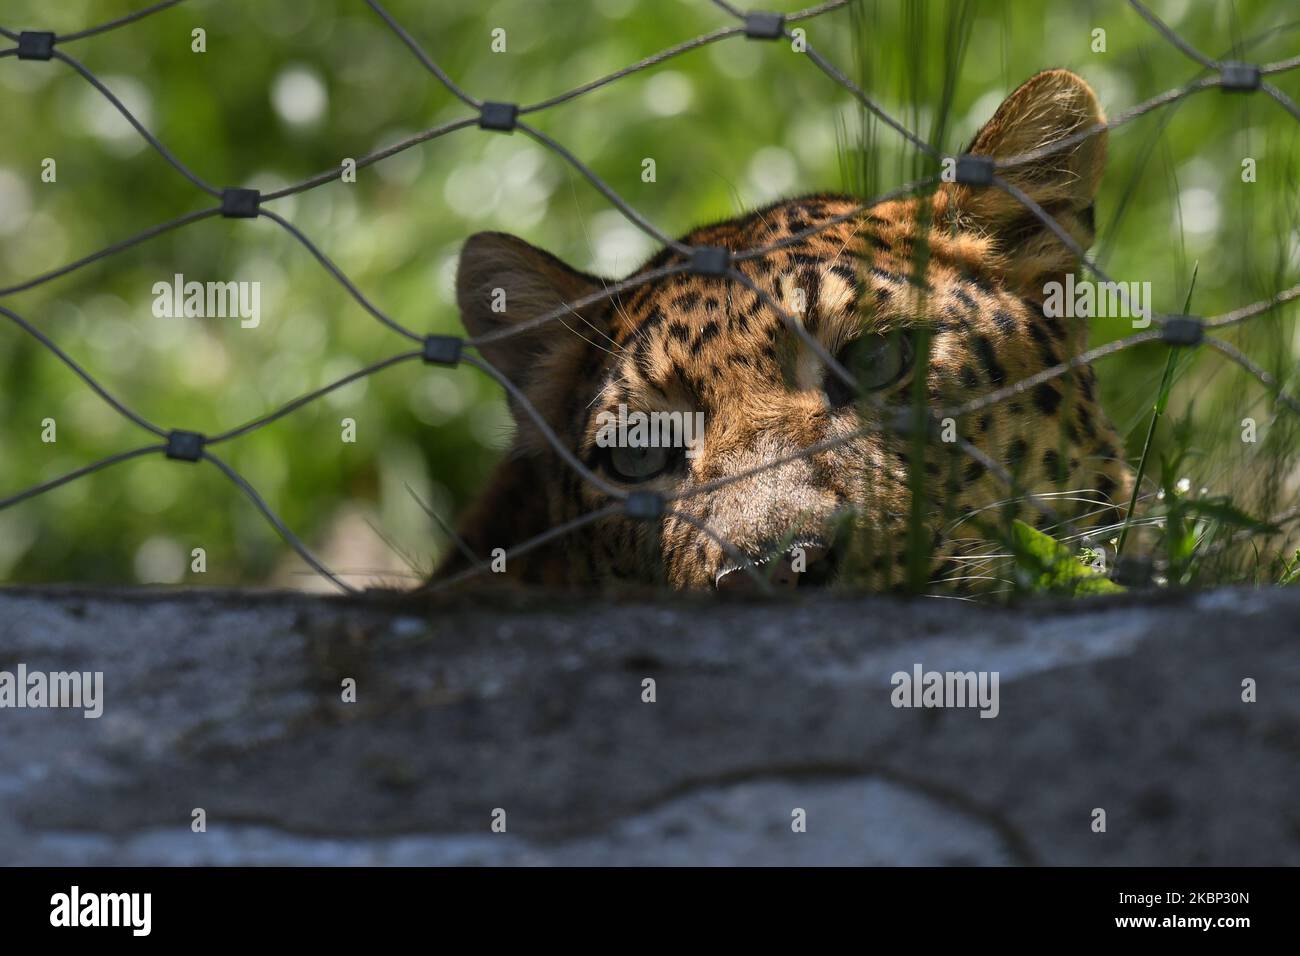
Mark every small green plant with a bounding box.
[1152,448,1282,586]
[1277,551,1300,586]
[1116,265,1199,560]
[1010,520,1124,597]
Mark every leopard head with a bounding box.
[441,69,1131,590]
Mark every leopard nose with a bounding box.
[715,545,827,591]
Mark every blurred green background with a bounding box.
[1,0,1297,588]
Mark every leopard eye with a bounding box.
[825,330,914,407]
[606,444,673,483]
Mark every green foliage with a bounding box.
[1010,520,1124,597]
[1,0,1297,592]
[1117,261,1198,559]
[1152,445,1281,586]
[1,0,857,585]
[846,0,1300,599]
[1278,550,1300,585]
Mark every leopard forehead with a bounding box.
[585,193,1062,432]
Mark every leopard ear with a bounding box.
[457,232,607,419]
[947,69,1106,284]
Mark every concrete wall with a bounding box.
[1,585,1295,865]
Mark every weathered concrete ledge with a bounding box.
[0,585,1296,865]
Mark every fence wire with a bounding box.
[1,0,1298,594]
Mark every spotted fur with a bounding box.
[435,70,1133,590]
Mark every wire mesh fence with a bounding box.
[1,0,1298,595]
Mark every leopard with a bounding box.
[433,69,1134,592]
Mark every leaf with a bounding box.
[1179,498,1281,534]
[1279,551,1300,586]
[1011,520,1124,596]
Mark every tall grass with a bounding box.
[840,0,1300,597]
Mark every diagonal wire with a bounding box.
[461,353,627,499]
[668,507,774,592]
[796,34,943,159]
[788,0,853,21]
[0,208,221,298]
[0,0,1297,595]
[208,351,423,445]
[52,50,220,196]
[1262,81,1300,122]
[992,77,1218,172]
[1203,336,1300,416]
[0,305,168,437]
[993,175,1160,325]
[467,263,690,346]
[428,503,621,592]
[363,0,482,109]
[520,26,745,113]
[1128,0,1219,70]
[515,121,691,253]
[202,450,356,593]
[0,445,164,510]
[56,0,189,43]
[1206,281,1300,329]
[263,117,480,201]
[257,209,423,341]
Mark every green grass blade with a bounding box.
[1116,262,1199,558]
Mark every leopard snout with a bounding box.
[714,542,831,591]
